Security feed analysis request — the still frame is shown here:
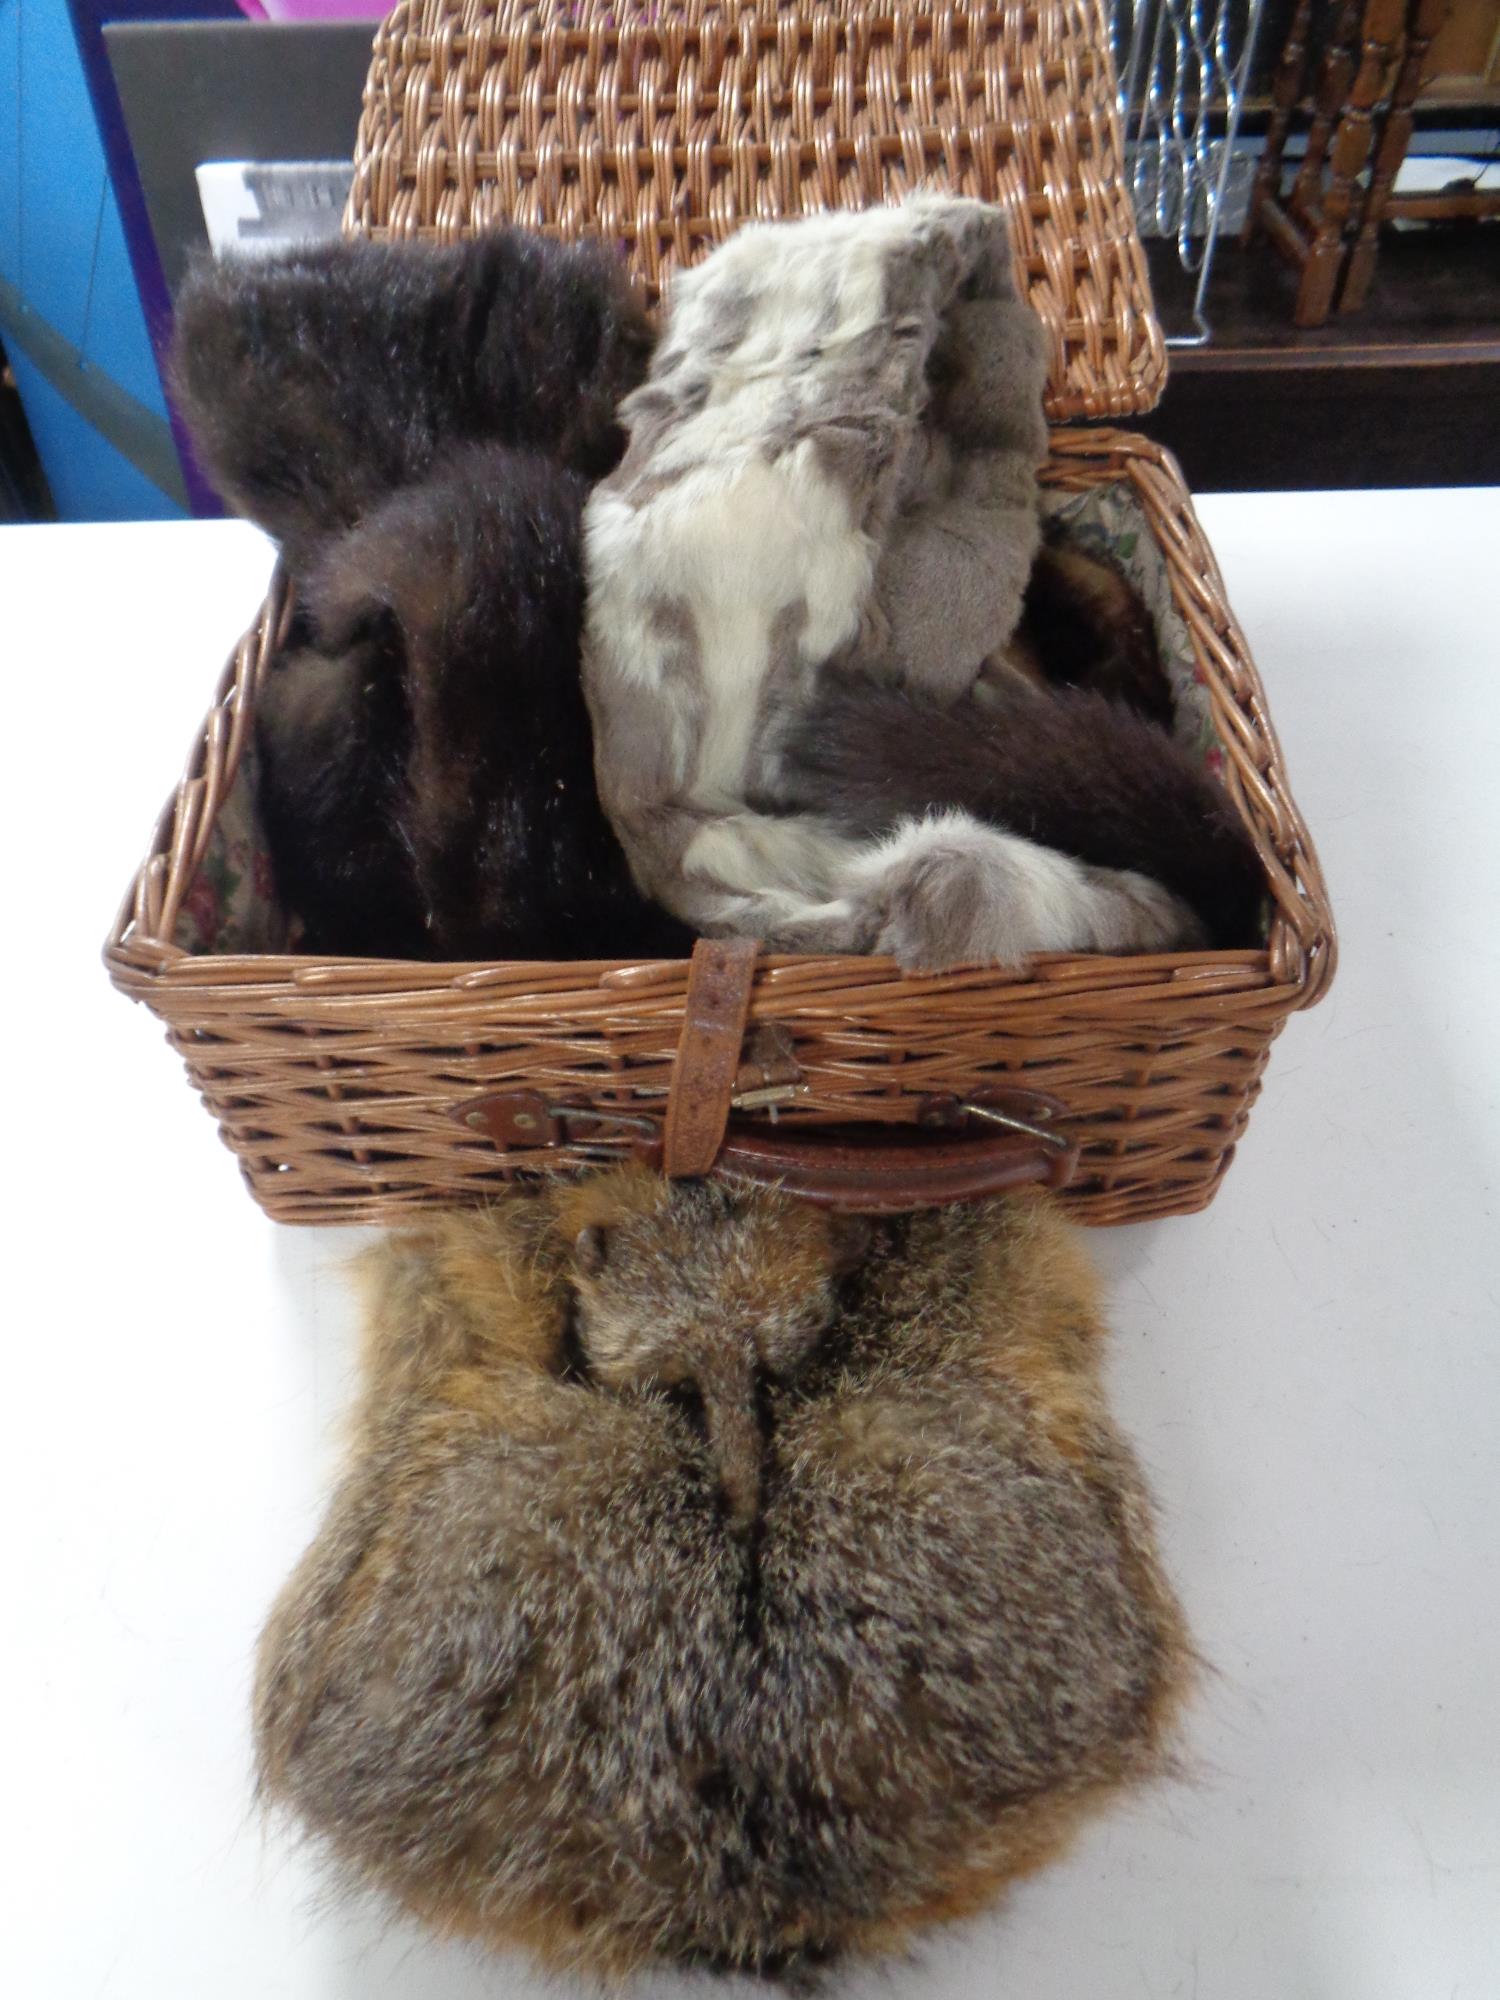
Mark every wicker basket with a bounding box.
[105,0,1335,1227]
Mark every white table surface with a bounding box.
[4,492,1498,2000]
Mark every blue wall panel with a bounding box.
[8,347,178,518]
[13,0,107,345]
[2,0,178,514]
[0,2,20,286]
[84,170,169,413]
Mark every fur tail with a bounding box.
[781,680,1264,948]
[171,235,653,559]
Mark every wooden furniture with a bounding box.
[1245,0,1499,326]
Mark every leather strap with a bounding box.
[710,1118,1078,1212]
[661,936,761,1178]
[449,1087,1077,1211]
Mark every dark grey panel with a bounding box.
[104,21,376,299]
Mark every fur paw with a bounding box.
[867,848,1035,972]
[846,813,1204,973]
[1082,865,1210,954]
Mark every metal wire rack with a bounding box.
[1115,0,1271,343]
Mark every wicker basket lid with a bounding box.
[347,0,1165,423]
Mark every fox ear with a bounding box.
[572,1223,609,1279]
[827,1212,874,1277]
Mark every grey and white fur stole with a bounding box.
[583,196,1204,971]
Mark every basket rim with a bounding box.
[103,427,1337,1014]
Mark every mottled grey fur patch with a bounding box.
[694,282,758,362]
[649,593,708,752]
[804,417,907,512]
[752,596,814,784]
[609,384,693,489]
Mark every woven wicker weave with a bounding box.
[106,0,1336,1224]
[347,0,1166,423]
[106,417,1335,1225]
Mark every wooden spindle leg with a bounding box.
[1243,0,1316,246]
[1290,0,1369,323]
[1341,0,1451,313]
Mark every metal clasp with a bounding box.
[729,1022,809,1122]
[916,1086,1073,1154]
[954,1099,1072,1153]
